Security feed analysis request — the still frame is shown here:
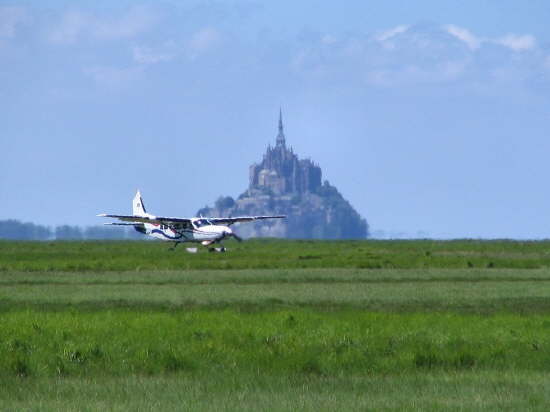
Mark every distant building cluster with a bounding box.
[198,110,369,239]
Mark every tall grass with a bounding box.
[1,309,550,378]
[2,371,549,411]
[2,371,550,411]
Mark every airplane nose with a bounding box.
[221,226,242,242]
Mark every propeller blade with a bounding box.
[232,232,243,242]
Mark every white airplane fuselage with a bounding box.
[140,219,233,245]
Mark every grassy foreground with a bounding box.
[2,309,550,377]
[2,240,550,410]
[3,307,550,410]
[2,372,549,411]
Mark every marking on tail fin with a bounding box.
[138,197,147,213]
[133,190,148,217]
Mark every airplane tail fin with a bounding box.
[133,190,147,217]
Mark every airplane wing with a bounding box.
[97,214,192,225]
[208,215,286,226]
[98,213,285,226]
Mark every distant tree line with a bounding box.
[0,219,142,240]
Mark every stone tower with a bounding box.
[276,108,285,147]
[248,110,322,196]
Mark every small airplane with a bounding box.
[98,191,285,252]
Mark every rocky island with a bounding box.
[198,111,369,239]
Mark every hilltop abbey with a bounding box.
[198,111,368,239]
[249,110,322,195]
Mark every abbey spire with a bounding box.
[276,108,286,147]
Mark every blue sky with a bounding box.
[2,0,550,238]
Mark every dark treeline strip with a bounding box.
[0,220,142,240]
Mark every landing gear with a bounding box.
[169,242,179,251]
[208,246,226,253]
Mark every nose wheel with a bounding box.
[208,246,227,253]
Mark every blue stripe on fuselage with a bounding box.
[151,229,184,240]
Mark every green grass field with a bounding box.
[2,239,550,410]
[3,238,550,271]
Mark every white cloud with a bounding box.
[375,25,409,42]
[292,24,542,88]
[440,60,468,78]
[133,41,178,65]
[444,24,480,50]
[0,6,28,38]
[321,34,337,45]
[495,34,536,51]
[49,6,158,44]
[188,27,221,53]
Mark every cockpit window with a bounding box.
[194,219,211,228]
[173,221,193,230]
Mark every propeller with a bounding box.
[231,232,243,242]
[223,228,243,242]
